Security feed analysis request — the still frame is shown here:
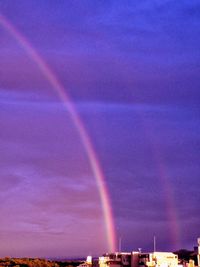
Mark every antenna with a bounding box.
[119,237,122,252]
[153,236,156,252]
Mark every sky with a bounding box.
[0,0,200,259]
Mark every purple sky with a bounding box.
[0,0,200,258]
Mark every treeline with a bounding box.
[0,257,83,267]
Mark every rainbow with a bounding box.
[137,109,180,249]
[0,13,116,252]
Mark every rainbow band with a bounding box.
[0,13,116,252]
[137,110,180,249]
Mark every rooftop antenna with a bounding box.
[153,236,156,252]
[119,236,122,252]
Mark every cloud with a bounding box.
[1,1,200,105]
[0,0,199,255]
[0,174,22,192]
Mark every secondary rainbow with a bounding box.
[0,13,116,252]
[137,109,180,249]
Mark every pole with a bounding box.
[154,236,156,252]
[119,237,122,252]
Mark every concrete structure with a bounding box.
[132,252,178,267]
[97,251,178,267]
[78,256,92,267]
[197,238,200,267]
[98,252,131,267]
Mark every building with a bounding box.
[96,251,178,267]
[98,252,131,267]
[81,238,200,267]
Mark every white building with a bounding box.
[97,251,178,267]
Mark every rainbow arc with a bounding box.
[0,13,116,252]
